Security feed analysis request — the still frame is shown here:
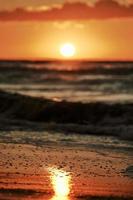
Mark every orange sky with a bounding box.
[0,0,133,60]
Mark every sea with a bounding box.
[0,60,133,143]
[0,61,133,102]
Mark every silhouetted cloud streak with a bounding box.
[0,0,133,21]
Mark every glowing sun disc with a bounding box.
[60,43,75,58]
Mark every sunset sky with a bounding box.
[0,0,133,60]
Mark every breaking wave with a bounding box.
[0,90,133,140]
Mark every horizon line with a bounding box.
[0,58,133,63]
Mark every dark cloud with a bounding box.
[0,0,133,21]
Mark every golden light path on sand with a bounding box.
[49,167,71,200]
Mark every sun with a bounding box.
[60,43,76,58]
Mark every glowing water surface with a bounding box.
[49,167,71,200]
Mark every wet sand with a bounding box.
[0,142,133,200]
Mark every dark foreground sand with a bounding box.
[0,142,133,200]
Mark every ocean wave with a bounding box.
[0,61,133,74]
[0,90,133,140]
[0,89,133,123]
[0,90,133,124]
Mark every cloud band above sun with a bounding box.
[0,0,133,21]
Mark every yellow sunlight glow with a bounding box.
[60,43,75,58]
[49,167,71,197]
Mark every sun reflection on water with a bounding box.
[48,167,71,200]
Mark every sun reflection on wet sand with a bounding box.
[51,195,70,200]
[48,167,71,200]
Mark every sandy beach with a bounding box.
[0,141,133,200]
